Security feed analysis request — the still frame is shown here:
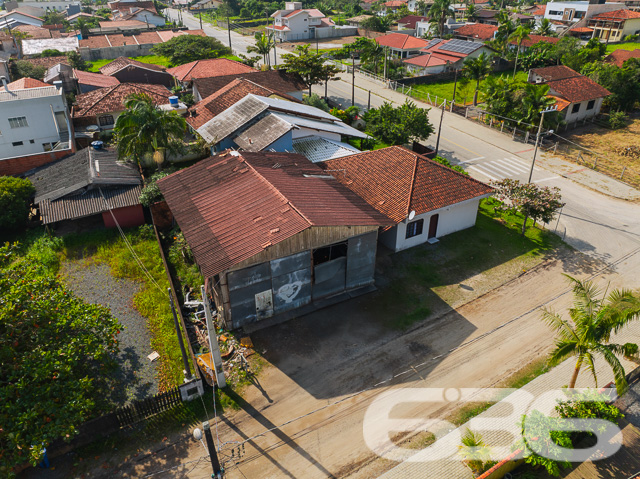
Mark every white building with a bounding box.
[0,10,44,28]
[544,1,623,24]
[267,2,343,41]
[0,77,73,172]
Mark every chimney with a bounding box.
[0,76,9,92]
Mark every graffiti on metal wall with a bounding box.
[276,281,304,304]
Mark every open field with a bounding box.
[606,41,640,53]
[87,54,242,72]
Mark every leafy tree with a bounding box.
[429,0,451,37]
[360,39,385,74]
[0,243,121,474]
[42,10,67,26]
[517,83,560,129]
[303,93,330,112]
[364,100,434,145]
[247,32,274,66]
[520,41,556,70]
[555,389,624,439]
[281,44,341,95]
[509,25,531,77]
[462,52,492,106]
[494,18,516,53]
[114,93,187,167]
[360,14,393,32]
[609,110,628,129]
[40,49,64,58]
[139,169,176,206]
[151,35,231,66]
[9,60,46,80]
[466,3,477,21]
[561,38,605,71]
[536,18,554,36]
[0,177,34,232]
[66,50,92,71]
[238,53,261,67]
[481,74,522,118]
[490,178,564,235]
[458,429,495,475]
[584,59,640,111]
[541,275,640,394]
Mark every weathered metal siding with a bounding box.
[270,252,312,315]
[312,257,346,299]
[346,232,378,289]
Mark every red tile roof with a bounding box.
[509,34,559,48]
[404,53,449,67]
[397,15,429,29]
[591,9,640,19]
[375,32,429,50]
[320,146,493,224]
[384,0,407,7]
[99,56,166,76]
[73,69,121,88]
[73,82,171,117]
[604,48,640,67]
[167,58,256,82]
[99,20,149,28]
[455,23,498,40]
[549,76,611,103]
[193,69,307,99]
[11,56,68,69]
[531,5,546,15]
[570,27,594,33]
[6,77,49,89]
[186,78,301,129]
[157,151,392,277]
[531,65,579,81]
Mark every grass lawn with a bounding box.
[409,70,528,105]
[606,41,640,53]
[87,54,242,73]
[372,198,564,330]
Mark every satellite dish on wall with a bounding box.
[408,210,416,220]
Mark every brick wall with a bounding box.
[0,149,73,176]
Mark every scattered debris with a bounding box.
[147,352,160,362]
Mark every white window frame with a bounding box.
[9,116,28,128]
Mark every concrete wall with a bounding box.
[545,1,621,23]
[562,96,604,123]
[380,198,484,252]
[315,26,358,38]
[79,43,156,61]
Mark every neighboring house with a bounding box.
[22,37,79,57]
[379,0,409,17]
[67,12,101,24]
[167,58,256,88]
[454,23,498,42]
[508,34,560,51]
[320,146,493,252]
[544,1,623,26]
[0,77,74,176]
[346,14,373,28]
[196,94,368,153]
[0,31,18,55]
[375,32,429,58]
[72,82,171,147]
[190,0,223,10]
[6,5,46,19]
[99,56,174,87]
[157,150,393,330]
[397,14,429,30]
[588,9,640,42]
[7,1,81,14]
[510,12,536,25]
[44,62,75,93]
[114,6,166,27]
[192,68,307,102]
[404,38,495,75]
[0,10,44,28]
[528,65,611,124]
[604,48,640,66]
[567,25,595,39]
[474,9,499,25]
[74,69,121,93]
[27,146,144,229]
[186,78,302,130]
[266,1,351,42]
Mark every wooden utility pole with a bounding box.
[201,285,226,388]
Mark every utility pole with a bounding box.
[527,106,556,183]
[227,14,232,51]
[434,100,445,156]
[168,288,191,381]
[451,68,458,105]
[199,10,203,29]
[351,54,355,107]
[324,75,328,101]
[203,421,223,477]
[383,46,387,81]
[200,285,227,388]
[368,89,371,110]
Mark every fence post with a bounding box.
[513,127,516,139]
[554,142,558,154]
[465,107,468,118]
[620,166,626,179]
[500,122,504,133]
[525,131,530,144]
[435,95,438,106]
[577,152,583,163]
[593,158,597,169]
[450,99,454,112]
[489,118,493,128]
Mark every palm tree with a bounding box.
[495,18,516,53]
[518,83,557,129]
[247,32,274,67]
[361,41,385,74]
[509,25,531,77]
[536,18,554,36]
[429,0,452,37]
[466,3,477,21]
[458,429,492,476]
[542,275,640,395]
[114,93,187,168]
[462,52,492,106]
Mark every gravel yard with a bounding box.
[63,260,158,405]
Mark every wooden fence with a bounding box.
[115,386,183,427]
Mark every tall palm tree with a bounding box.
[247,32,274,67]
[361,41,385,74]
[462,52,492,106]
[114,93,187,168]
[466,2,477,21]
[495,18,516,53]
[542,275,640,395]
[518,83,557,128]
[536,18,554,36]
[429,0,452,37]
[509,25,531,77]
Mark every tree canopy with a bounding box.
[0,242,121,473]
[0,176,34,232]
[151,35,231,66]
[364,100,434,145]
[281,44,341,95]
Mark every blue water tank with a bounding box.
[91,141,104,151]
[168,96,179,107]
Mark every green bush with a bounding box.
[609,110,628,129]
[623,34,638,42]
[0,176,35,232]
[432,155,469,175]
[139,169,176,207]
[303,93,330,112]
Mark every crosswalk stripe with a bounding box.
[468,165,497,181]
[492,159,526,175]
[457,156,485,164]
[477,162,514,178]
[509,157,539,171]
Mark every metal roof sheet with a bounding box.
[292,136,360,163]
[274,112,368,139]
[234,114,293,152]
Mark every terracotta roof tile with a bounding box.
[133,31,164,43]
[320,146,493,223]
[548,76,611,103]
[11,56,68,69]
[376,33,429,50]
[604,49,640,67]
[404,54,449,67]
[167,58,256,82]
[99,56,165,76]
[455,23,498,40]
[79,35,112,48]
[73,82,171,117]
[509,34,559,48]
[6,77,49,89]
[99,20,149,28]
[186,78,301,129]
[157,151,392,277]
[591,9,640,19]
[73,69,121,88]
[531,65,579,81]
[193,69,307,100]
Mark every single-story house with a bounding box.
[588,9,640,42]
[604,48,640,67]
[508,34,559,51]
[320,146,493,252]
[192,69,307,102]
[375,32,429,58]
[98,20,155,32]
[454,23,498,42]
[186,78,302,130]
[167,58,257,89]
[346,14,373,28]
[528,65,611,124]
[474,9,499,25]
[72,82,172,146]
[404,38,495,75]
[115,7,166,27]
[196,94,367,153]
[27,145,144,229]
[99,56,174,87]
[73,69,121,93]
[157,150,393,330]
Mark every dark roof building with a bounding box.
[73,69,121,93]
[158,150,392,330]
[99,56,174,87]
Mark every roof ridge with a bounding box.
[81,83,119,115]
[406,147,419,217]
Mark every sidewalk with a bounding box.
[341,71,640,202]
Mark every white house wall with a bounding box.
[562,97,603,124]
